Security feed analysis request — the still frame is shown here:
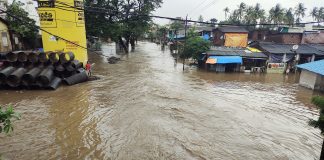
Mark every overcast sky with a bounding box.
[153,0,324,25]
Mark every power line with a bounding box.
[48,2,324,26]
[198,0,218,15]
[188,0,211,16]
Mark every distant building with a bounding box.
[297,60,324,91]
[249,29,269,41]
[200,47,268,73]
[302,31,324,44]
[212,26,249,47]
[251,42,324,73]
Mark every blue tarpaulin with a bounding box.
[208,56,243,64]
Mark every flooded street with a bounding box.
[0,42,323,159]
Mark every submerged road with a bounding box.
[0,42,323,159]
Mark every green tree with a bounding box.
[157,25,168,46]
[310,7,319,21]
[180,28,210,70]
[198,15,204,24]
[170,20,183,40]
[84,0,163,53]
[223,7,230,20]
[226,9,241,25]
[6,1,38,39]
[284,8,295,26]
[238,2,246,21]
[294,3,307,23]
[268,4,285,25]
[254,3,265,23]
[210,18,217,27]
[320,7,324,21]
[309,96,324,159]
[0,105,20,134]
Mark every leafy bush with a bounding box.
[0,105,20,134]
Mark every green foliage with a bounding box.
[309,96,324,134]
[222,2,319,26]
[157,26,168,38]
[180,28,210,60]
[0,105,20,134]
[198,15,204,22]
[295,3,307,23]
[84,0,163,49]
[6,1,38,38]
[170,21,183,31]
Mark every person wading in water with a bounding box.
[85,61,92,77]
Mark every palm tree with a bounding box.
[310,7,319,21]
[269,4,285,25]
[238,2,246,22]
[284,8,295,26]
[294,3,307,23]
[254,3,265,24]
[224,7,230,20]
[309,96,324,160]
[319,7,324,21]
[244,6,256,24]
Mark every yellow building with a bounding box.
[0,17,12,52]
[37,0,88,64]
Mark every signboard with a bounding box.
[38,1,55,8]
[39,10,57,28]
[267,63,286,74]
[38,0,88,64]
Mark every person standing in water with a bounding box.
[85,61,92,77]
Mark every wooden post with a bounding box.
[183,15,188,71]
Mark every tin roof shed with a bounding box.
[297,60,324,76]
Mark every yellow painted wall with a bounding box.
[37,0,88,64]
[224,33,248,48]
[0,21,12,52]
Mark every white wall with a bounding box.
[299,70,318,89]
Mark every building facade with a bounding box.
[212,26,249,47]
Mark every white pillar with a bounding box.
[311,54,316,62]
[283,53,287,62]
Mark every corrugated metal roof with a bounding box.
[258,43,324,55]
[297,60,324,76]
[206,47,268,58]
[307,44,324,52]
[217,26,249,33]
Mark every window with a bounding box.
[1,32,8,47]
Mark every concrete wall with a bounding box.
[213,30,225,46]
[0,21,12,52]
[299,69,322,90]
[302,31,324,44]
[266,33,302,44]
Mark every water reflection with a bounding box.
[0,42,323,160]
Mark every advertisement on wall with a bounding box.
[267,63,286,73]
[37,0,88,64]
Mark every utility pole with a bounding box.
[183,15,188,71]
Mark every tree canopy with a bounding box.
[180,28,210,60]
[6,1,38,39]
[84,0,163,52]
[221,2,324,26]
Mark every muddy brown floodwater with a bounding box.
[0,42,323,160]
